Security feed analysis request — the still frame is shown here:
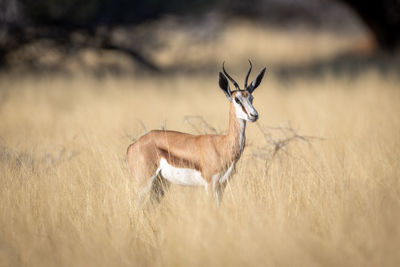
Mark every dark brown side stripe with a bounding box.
[157,148,202,172]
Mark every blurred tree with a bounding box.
[339,0,400,52]
[22,0,213,26]
[0,0,215,70]
[221,0,400,52]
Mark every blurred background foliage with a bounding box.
[0,0,399,75]
[23,0,213,25]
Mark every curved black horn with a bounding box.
[244,59,252,89]
[222,62,240,91]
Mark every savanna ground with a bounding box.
[0,22,400,267]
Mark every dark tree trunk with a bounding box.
[340,0,400,52]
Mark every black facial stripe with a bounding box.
[235,97,249,115]
[240,103,248,115]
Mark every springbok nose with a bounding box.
[250,111,258,120]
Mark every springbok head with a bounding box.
[219,60,266,122]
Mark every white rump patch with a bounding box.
[159,158,207,186]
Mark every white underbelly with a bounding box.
[159,158,207,186]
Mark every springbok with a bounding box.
[127,61,266,205]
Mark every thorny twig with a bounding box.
[0,145,79,173]
[123,120,149,142]
[124,131,136,142]
[253,121,324,174]
[137,120,147,133]
[183,115,218,134]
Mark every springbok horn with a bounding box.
[244,60,252,89]
[222,62,240,91]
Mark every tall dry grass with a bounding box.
[0,24,399,267]
[0,71,399,267]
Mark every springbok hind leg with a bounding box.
[150,174,169,203]
[138,171,169,206]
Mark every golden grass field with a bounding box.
[0,25,400,267]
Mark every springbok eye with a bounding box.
[235,97,240,104]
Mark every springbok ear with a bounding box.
[247,67,266,93]
[219,72,232,100]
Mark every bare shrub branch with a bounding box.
[0,145,79,173]
[252,121,324,174]
[183,115,218,134]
